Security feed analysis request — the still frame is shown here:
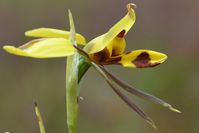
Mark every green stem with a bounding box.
[66,10,91,133]
[66,54,90,133]
[66,10,79,133]
[66,54,79,133]
[66,56,90,133]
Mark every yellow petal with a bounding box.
[25,28,87,45]
[84,3,136,54]
[3,38,76,58]
[108,37,126,56]
[118,50,167,68]
[89,37,126,64]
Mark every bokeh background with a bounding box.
[0,0,199,133]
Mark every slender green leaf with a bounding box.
[66,10,79,133]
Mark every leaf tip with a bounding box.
[68,9,71,15]
[169,106,182,113]
[163,103,181,113]
[34,101,38,107]
[146,117,157,130]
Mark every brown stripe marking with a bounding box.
[117,30,126,38]
[105,56,122,65]
[133,52,160,68]
[92,48,110,63]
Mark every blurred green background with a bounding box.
[0,0,199,133]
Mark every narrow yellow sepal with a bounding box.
[84,3,136,54]
[119,50,167,68]
[3,38,76,58]
[3,45,29,57]
[25,28,87,45]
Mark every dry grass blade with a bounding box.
[34,102,46,133]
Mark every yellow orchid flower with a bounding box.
[3,3,167,68]
[3,3,180,129]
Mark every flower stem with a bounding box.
[66,10,79,133]
[66,53,79,133]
